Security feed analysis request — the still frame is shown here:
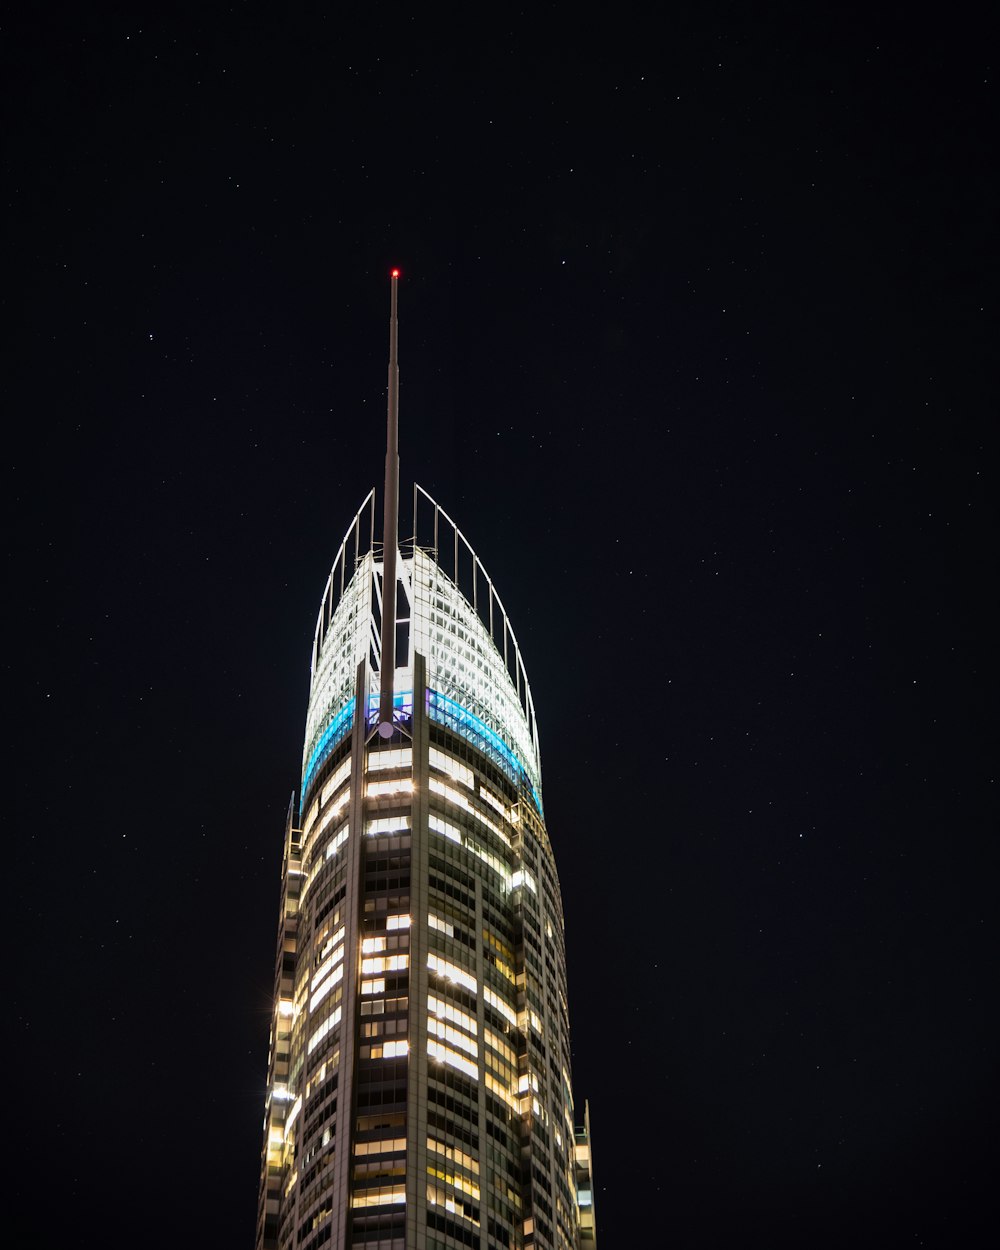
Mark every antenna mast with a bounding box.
[377,269,400,737]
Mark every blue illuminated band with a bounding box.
[426,689,542,815]
[301,688,541,817]
[300,692,414,813]
[365,690,414,726]
[300,701,354,813]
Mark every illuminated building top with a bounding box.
[301,485,544,818]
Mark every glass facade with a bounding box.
[256,487,595,1250]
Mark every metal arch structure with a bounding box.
[409,483,543,807]
[308,488,376,677]
[301,491,376,810]
[299,484,544,818]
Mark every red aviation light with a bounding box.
[390,267,400,278]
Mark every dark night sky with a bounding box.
[5,4,994,1247]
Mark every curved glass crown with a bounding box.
[301,484,543,816]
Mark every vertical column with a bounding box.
[405,652,431,1245]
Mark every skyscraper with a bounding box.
[256,274,596,1250]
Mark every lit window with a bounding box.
[307,1007,342,1054]
[485,1071,518,1110]
[324,825,350,861]
[427,1164,481,1201]
[484,1027,516,1066]
[302,798,320,841]
[427,912,454,938]
[427,1039,479,1081]
[354,1137,407,1156]
[429,746,474,789]
[318,924,346,961]
[314,792,350,842]
[484,1047,515,1083]
[483,985,516,1026]
[427,953,477,994]
[429,777,509,844]
[428,1017,478,1058]
[428,993,477,1035]
[429,815,511,888]
[512,867,537,894]
[426,1180,480,1223]
[367,778,414,798]
[385,913,411,931]
[487,953,516,983]
[309,963,343,1011]
[367,747,413,772]
[466,840,511,889]
[366,815,411,837]
[306,1050,340,1097]
[364,1039,410,1060]
[483,928,515,962]
[320,756,352,804]
[361,954,409,975]
[478,785,506,817]
[361,978,385,996]
[428,813,461,844]
[284,1095,303,1134]
[311,935,346,989]
[350,1187,406,1208]
[427,1135,480,1175]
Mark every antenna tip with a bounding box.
[390,267,400,279]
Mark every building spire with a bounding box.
[377,268,401,737]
